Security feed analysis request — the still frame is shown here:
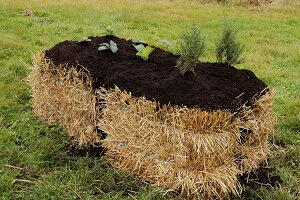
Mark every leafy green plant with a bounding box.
[133,44,145,51]
[159,40,181,56]
[98,40,118,53]
[132,39,147,45]
[176,24,206,75]
[215,24,244,65]
[159,40,172,47]
[104,26,117,37]
[133,44,154,60]
[77,38,91,43]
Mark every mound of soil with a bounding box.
[45,36,267,111]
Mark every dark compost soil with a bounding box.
[45,36,267,111]
[64,142,105,157]
[238,165,283,189]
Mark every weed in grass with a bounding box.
[104,26,117,37]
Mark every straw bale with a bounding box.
[98,86,275,199]
[29,53,275,199]
[28,53,101,145]
[237,89,276,172]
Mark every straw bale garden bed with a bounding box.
[29,35,276,199]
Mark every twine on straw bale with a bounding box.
[29,52,276,199]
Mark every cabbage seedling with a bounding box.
[132,44,154,60]
[132,41,154,60]
[98,40,118,53]
[77,38,91,43]
[159,40,179,55]
[132,39,147,45]
[136,46,154,60]
[133,44,145,52]
[159,40,172,47]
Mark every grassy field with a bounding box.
[0,0,299,199]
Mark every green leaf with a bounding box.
[136,46,154,60]
[109,40,118,53]
[132,39,147,45]
[99,43,109,47]
[98,43,110,51]
[98,46,109,51]
[78,38,91,43]
[132,44,145,52]
[98,41,117,53]
[159,40,172,46]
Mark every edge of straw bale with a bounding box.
[28,53,101,145]
[237,88,276,172]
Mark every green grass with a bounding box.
[0,0,299,199]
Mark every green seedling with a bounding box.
[133,44,145,51]
[133,43,154,60]
[176,23,206,75]
[136,46,154,60]
[159,39,179,55]
[215,23,244,65]
[132,39,147,45]
[159,40,172,47]
[98,40,118,53]
[132,43,154,60]
[77,38,91,43]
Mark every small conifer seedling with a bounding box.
[215,25,244,65]
[176,24,206,75]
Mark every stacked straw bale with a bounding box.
[29,53,101,145]
[29,53,276,199]
[98,87,275,199]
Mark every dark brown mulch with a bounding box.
[45,36,267,111]
[239,165,283,189]
[64,142,105,157]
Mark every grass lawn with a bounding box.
[0,0,299,199]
